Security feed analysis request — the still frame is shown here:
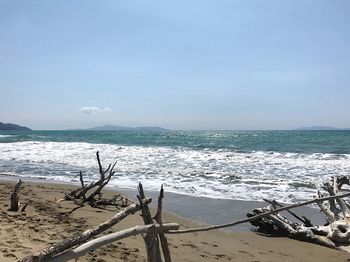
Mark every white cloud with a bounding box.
[79,106,111,114]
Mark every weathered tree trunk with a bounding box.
[8,179,23,212]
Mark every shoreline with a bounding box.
[0,174,326,231]
[0,175,348,261]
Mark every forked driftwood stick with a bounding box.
[8,179,23,212]
[86,153,117,202]
[18,198,151,262]
[167,191,350,234]
[64,151,126,211]
[50,223,179,262]
[154,185,172,262]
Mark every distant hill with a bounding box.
[296,126,350,131]
[86,125,170,132]
[0,122,31,131]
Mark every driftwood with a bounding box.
[154,185,172,262]
[19,150,174,262]
[19,181,174,262]
[18,198,151,262]
[18,150,350,261]
[247,175,350,252]
[167,190,350,234]
[63,151,133,210]
[8,179,23,212]
[137,182,162,262]
[263,198,313,227]
[167,180,350,253]
[50,223,179,262]
[18,176,350,261]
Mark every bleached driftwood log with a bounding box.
[247,175,350,252]
[50,223,179,262]
[18,198,151,262]
[63,151,133,211]
[8,179,23,212]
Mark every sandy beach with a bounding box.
[1,0,349,260]
[0,177,348,262]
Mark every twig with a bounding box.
[21,203,29,212]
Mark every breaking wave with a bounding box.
[1,141,349,203]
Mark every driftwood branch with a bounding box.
[64,151,133,211]
[154,184,172,262]
[316,191,335,222]
[263,198,313,227]
[86,154,117,202]
[137,182,162,262]
[78,171,86,201]
[50,223,179,262]
[18,198,151,262]
[8,179,23,212]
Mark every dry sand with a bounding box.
[0,179,349,262]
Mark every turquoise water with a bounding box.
[1,130,350,154]
[1,130,350,202]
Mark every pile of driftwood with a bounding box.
[62,151,133,212]
[17,152,177,262]
[11,151,350,261]
[18,183,176,262]
[247,176,350,252]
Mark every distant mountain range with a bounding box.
[296,126,350,131]
[0,122,31,131]
[86,125,170,132]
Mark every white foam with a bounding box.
[1,141,350,203]
[0,135,15,138]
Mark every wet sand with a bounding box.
[119,188,327,231]
[0,178,348,261]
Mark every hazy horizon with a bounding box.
[1,1,349,130]
[2,121,350,132]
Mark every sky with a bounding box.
[1,0,350,130]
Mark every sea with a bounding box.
[0,130,350,204]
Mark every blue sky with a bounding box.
[1,0,349,130]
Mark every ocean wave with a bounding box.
[0,135,16,138]
[0,141,349,203]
